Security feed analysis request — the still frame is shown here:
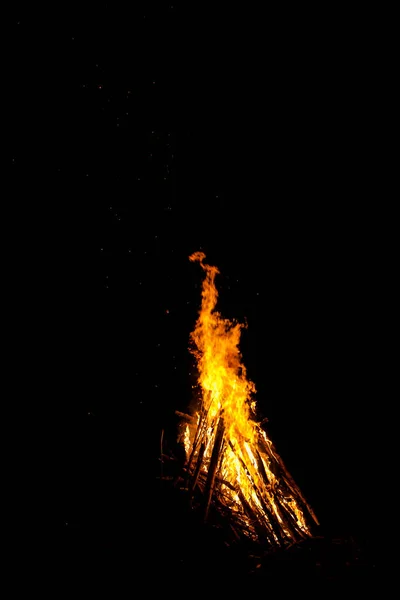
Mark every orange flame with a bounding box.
[180,252,318,547]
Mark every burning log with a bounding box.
[203,414,225,521]
[189,441,205,499]
[174,252,319,552]
[236,487,277,547]
[257,431,319,524]
[175,410,196,423]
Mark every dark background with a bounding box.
[7,3,390,586]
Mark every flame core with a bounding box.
[179,252,318,547]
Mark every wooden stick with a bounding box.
[175,410,196,423]
[203,415,225,522]
[189,441,206,502]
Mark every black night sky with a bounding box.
[9,4,388,590]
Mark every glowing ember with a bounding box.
[178,251,319,548]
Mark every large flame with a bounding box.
[179,251,318,547]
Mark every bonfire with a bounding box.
[164,251,319,552]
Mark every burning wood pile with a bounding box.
[165,252,319,552]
